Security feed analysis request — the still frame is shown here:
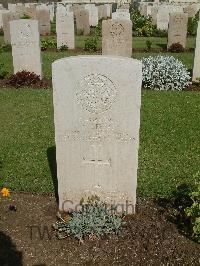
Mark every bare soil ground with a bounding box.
[0,192,199,266]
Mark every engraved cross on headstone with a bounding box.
[83,144,111,166]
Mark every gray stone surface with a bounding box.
[52,55,142,213]
[36,8,50,36]
[102,19,132,57]
[167,12,188,49]
[193,22,200,81]
[56,11,75,49]
[2,12,19,43]
[76,9,90,36]
[10,19,42,77]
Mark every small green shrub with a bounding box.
[185,183,200,242]
[142,55,191,91]
[58,45,68,51]
[131,10,154,37]
[146,40,152,50]
[20,14,31,19]
[168,43,184,53]
[41,38,56,51]
[51,19,56,34]
[0,27,4,36]
[0,63,8,79]
[93,23,102,37]
[84,37,98,51]
[7,71,41,88]
[187,12,199,36]
[0,43,12,52]
[53,199,125,241]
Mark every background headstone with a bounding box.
[10,19,42,77]
[85,4,98,27]
[2,12,19,43]
[102,19,132,57]
[193,21,200,81]
[52,55,142,212]
[76,9,90,36]
[36,9,50,36]
[167,12,188,49]
[56,11,75,49]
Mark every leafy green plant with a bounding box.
[7,71,41,88]
[146,40,152,50]
[0,27,4,36]
[0,43,12,52]
[131,10,154,37]
[51,18,56,34]
[92,22,102,37]
[168,43,184,53]
[41,38,56,51]
[84,37,98,51]
[53,199,125,241]
[187,12,199,36]
[0,63,8,79]
[58,45,68,51]
[142,55,191,91]
[20,14,31,19]
[185,183,200,242]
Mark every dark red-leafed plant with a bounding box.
[168,43,184,53]
[7,71,41,88]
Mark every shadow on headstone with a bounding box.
[0,231,23,266]
[47,146,58,203]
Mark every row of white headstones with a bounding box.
[7,17,200,213]
[9,15,200,81]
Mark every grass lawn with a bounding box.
[0,88,199,198]
[0,35,196,78]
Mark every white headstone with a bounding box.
[0,10,9,28]
[52,55,142,213]
[167,12,188,49]
[10,19,42,77]
[56,11,75,49]
[85,4,98,26]
[112,10,130,20]
[193,22,200,81]
[102,19,132,57]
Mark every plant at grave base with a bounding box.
[84,37,98,52]
[76,29,84,36]
[53,198,125,241]
[168,43,184,53]
[185,183,200,242]
[58,44,68,52]
[20,14,31,19]
[7,71,41,88]
[142,55,191,91]
[0,43,12,52]
[0,27,4,36]
[0,63,8,79]
[41,38,56,51]
[146,40,152,51]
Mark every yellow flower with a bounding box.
[1,188,10,197]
